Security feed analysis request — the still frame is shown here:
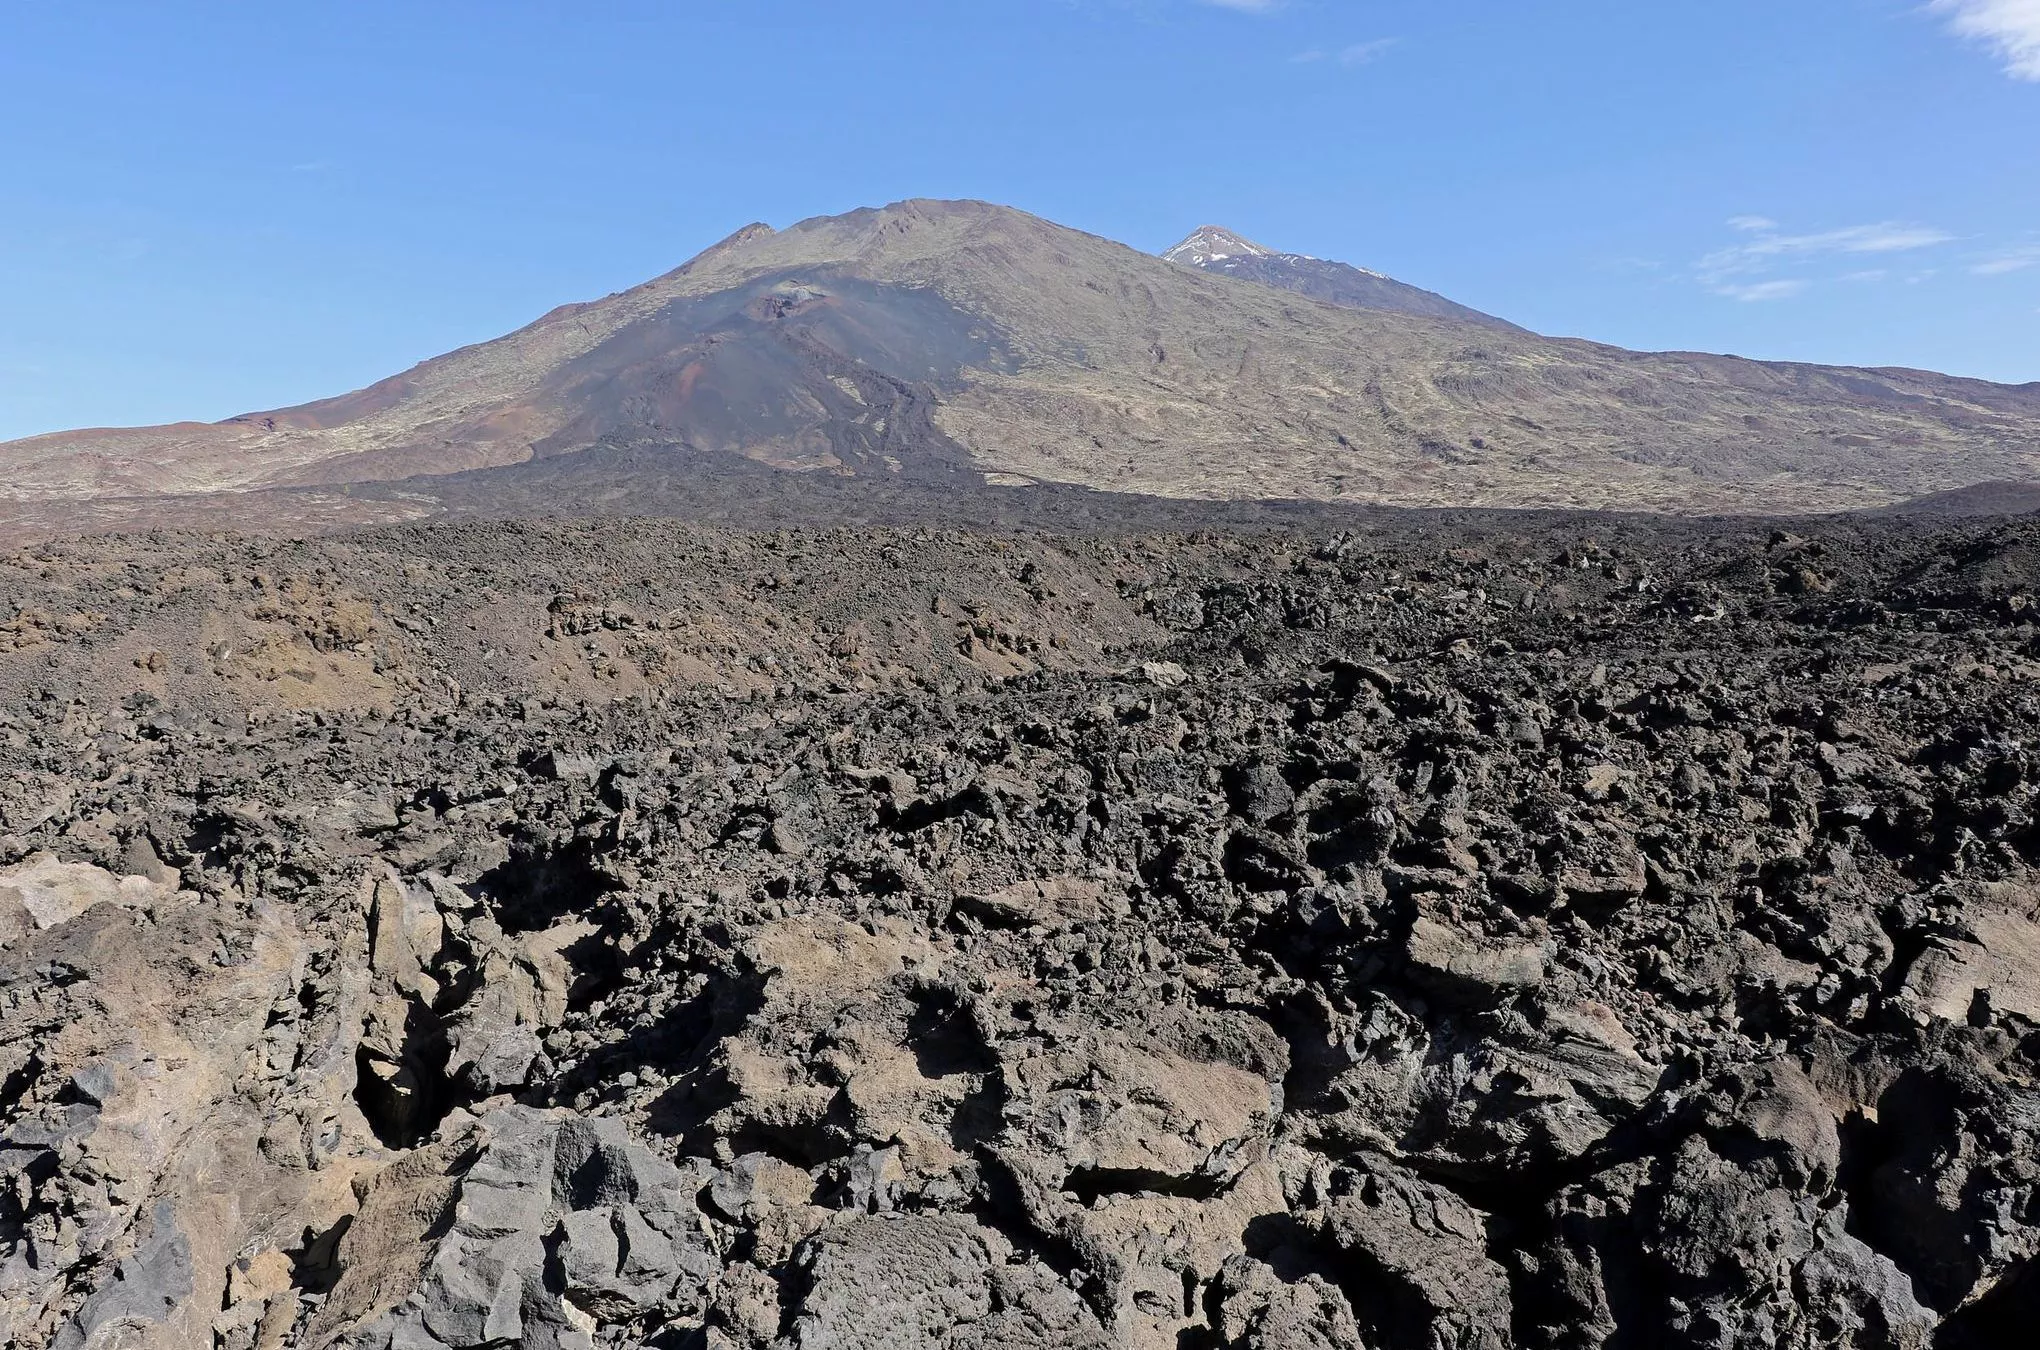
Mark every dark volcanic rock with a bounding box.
[6,508,2040,1346]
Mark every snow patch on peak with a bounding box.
[1164,225,1278,267]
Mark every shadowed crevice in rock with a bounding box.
[1062,1164,1233,1206]
[476,832,625,936]
[1934,1256,2040,1349]
[352,1001,454,1151]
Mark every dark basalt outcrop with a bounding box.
[6,508,2040,1347]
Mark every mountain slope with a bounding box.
[1163,224,1526,332]
[5,198,2040,520]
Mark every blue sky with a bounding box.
[2,0,2036,441]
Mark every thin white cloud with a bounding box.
[1337,38,1397,64]
[1718,223,1957,263]
[1717,280,1809,303]
[1293,38,1398,65]
[1974,243,2040,275]
[1695,218,1955,301]
[1200,0,1282,11]
[1931,0,2040,80]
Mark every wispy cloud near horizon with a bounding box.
[1713,222,1958,262]
[1931,0,2040,80]
[1198,0,1282,12]
[1697,218,1956,301]
[1715,279,1809,303]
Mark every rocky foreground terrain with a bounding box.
[7,508,2040,1348]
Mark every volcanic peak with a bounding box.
[1162,224,1282,266]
